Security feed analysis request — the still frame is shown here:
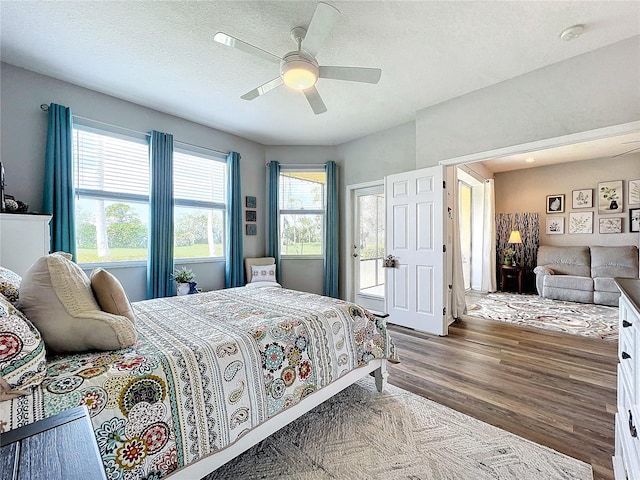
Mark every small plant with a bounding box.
[171,267,194,283]
[503,248,514,264]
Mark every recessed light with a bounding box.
[560,25,584,42]
[525,157,535,163]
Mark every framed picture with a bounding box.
[629,179,640,205]
[599,217,622,234]
[546,217,564,235]
[245,196,257,209]
[598,180,623,214]
[568,212,593,234]
[630,208,640,233]
[245,210,256,222]
[571,189,592,209]
[546,194,565,214]
[245,224,257,235]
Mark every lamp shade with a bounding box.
[508,230,523,244]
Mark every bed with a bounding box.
[1,267,397,479]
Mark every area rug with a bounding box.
[465,292,618,341]
[204,379,592,480]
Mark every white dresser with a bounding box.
[0,213,51,276]
[614,278,640,480]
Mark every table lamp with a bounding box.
[508,230,523,266]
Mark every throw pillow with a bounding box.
[251,264,277,283]
[0,294,47,400]
[19,252,137,353]
[0,266,22,305]
[90,268,136,324]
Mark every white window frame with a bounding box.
[279,167,326,260]
[173,146,227,264]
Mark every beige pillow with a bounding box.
[90,268,136,324]
[19,252,137,353]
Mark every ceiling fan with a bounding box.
[213,2,382,115]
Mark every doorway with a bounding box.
[352,185,385,314]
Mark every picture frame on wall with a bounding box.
[245,196,257,209]
[629,179,640,205]
[630,208,640,233]
[245,210,256,222]
[598,180,623,214]
[546,194,564,214]
[599,217,622,234]
[546,217,564,235]
[571,189,592,209]
[246,224,257,235]
[568,212,593,234]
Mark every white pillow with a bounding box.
[251,264,277,283]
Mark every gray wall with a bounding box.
[1,63,266,301]
[415,37,640,167]
[495,155,640,247]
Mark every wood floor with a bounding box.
[386,316,618,480]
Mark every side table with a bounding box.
[500,265,527,294]
[0,406,106,480]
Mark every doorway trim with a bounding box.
[345,179,384,304]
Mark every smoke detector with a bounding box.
[560,25,584,41]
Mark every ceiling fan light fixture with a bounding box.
[281,54,319,90]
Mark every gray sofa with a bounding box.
[534,245,639,306]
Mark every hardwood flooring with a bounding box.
[386,316,618,480]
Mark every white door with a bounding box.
[385,166,446,335]
[352,185,385,314]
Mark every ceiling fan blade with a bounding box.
[319,66,382,84]
[304,87,327,115]
[613,147,640,158]
[241,77,284,101]
[301,2,341,57]
[214,32,281,64]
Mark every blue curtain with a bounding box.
[43,103,76,259]
[225,152,244,287]
[323,161,339,298]
[267,161,281,283]
[147,130,174,299]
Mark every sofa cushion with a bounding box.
[537,246,591,277]
[593,277,620,294]
[594,291,621,307]
[544,274,593,291]
[591,246,639,280]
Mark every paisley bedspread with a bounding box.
[1,286,397,479]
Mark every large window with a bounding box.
[73,126,150,263]
[279,170,326,256]
[173,149,227,259]
[73,126,228,264]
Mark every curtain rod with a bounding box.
[40,104,229,157]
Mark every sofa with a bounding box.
[533,245,639,306]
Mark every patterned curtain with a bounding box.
[496,212,540,269]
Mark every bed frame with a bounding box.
[168,359,388,479]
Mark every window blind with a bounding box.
[280,172,326,211]
[173,151,226,205]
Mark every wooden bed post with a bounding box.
[374,359,389,392]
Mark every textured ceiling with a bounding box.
[1,1,639,146]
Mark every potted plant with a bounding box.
[172,267,195,296]
[503,248,514,266]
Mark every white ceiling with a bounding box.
[1,1,639,147]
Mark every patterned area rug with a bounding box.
[465,292,618,341]
[204,379,592,480]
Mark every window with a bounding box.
[73,126,228,264]
[173,149,227,259]
[73,126,149,263]
[279,170,326,256]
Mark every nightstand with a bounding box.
[500,265,527,294]
[0,406,106,480]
